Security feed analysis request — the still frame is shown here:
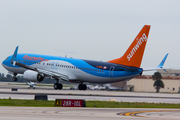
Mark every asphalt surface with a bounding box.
[0,87,180,103]
[1,82,180,120]
[0,107,180,120]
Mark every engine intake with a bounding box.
[23,70,44,82]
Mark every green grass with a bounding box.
[87,101,180,108]
[0,98,54,107]
[0,99,180,108]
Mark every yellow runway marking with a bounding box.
[119,110,180,117]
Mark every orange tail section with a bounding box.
[108,25,151,68]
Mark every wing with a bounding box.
[16,61,69,81]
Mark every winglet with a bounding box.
[157,53,169,68]
[11,46,19,66]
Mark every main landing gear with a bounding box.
[78,84,87,90]
[54,79,63,90]
[12,73,17,81]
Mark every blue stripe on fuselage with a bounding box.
[3,53,143,78]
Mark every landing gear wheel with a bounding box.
[54,83,63,90]
[58,83,63,90]
[82,84,87,90]
[78,84,83,90]
[12,73,18,81]
[78,84,87,90]
[54,83,58,90]
[12,77,17,81]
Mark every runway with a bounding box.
[0,107,180,120]
[0,83,180,119]
[0,87,180,103]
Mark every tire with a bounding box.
[54,83,58,90]
[58,83,63,90]
[82,84,87,90]
[12,77,17,81]
[78,84,83,90]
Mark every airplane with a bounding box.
[26,81,37,89]
[94,85,106,90]
[104,84,123,91]
[2,25,153,91]
[143,53,169,71]
[157,53,169,68]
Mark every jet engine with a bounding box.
[23,70,44,82]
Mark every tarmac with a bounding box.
[0,88,180,103]
[0,82,180,119]
[0,107,180,120]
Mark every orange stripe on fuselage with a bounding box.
[108,25,151,68]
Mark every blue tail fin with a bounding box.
[157,53,169,68]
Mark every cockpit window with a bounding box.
[5,57,9,60]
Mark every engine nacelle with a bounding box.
[23,70,44,82]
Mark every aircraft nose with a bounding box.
[2,56,12,71]
[2,59,7,68]
[2,59,5,66]
[2,57,10,69]
[2,63,6,71]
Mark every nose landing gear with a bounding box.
[12,73,17,81]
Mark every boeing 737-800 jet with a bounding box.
[2,25,151,90]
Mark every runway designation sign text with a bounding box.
[55,99,86,107]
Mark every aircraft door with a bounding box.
[109,66,115,78]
